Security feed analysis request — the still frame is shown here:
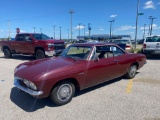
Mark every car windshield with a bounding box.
[32,34,51,40]
[60,46,92,60]
[146,36,160,42]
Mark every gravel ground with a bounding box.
[0,51,160,120]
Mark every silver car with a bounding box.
[108,39,134,53]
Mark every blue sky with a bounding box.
[0,0,160,40]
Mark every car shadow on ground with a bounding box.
[145,54,160,60]
[10,77,123,112]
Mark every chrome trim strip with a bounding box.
[14,77,43,96]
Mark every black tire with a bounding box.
[3,48,12,58]
[125,65,137,79]
[50,81,75,106]
[35,49,45,59]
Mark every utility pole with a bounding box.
[40,28,42,33]
[134,0,140,49]
[53,25,56,39]
[59,27,62,40]
[143,24,146,39]
[33,27,36,33]
[69,10,74,42]
[78,23,81,39]
[148,16,152,36]
[7,20,10,40]
[108,19,115,39]
[150,17,156,36]
[67,29,69,41]
[88,23,91,40]
[83,25,85,38]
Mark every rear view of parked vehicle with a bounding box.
[108,39,134,53]
[142,35,160,55]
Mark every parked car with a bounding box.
[0,33,65,59]
[142,35,160,55]
[14,43,146,106]
[108,39,134,53]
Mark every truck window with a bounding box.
[16,34,24,41]
[32,34,50,40]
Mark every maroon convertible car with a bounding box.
[14,43,146,105]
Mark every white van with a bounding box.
[142,35,160,55]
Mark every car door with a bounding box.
[23,34,35,54]
[83,45,121,87]
[14,34,26,53]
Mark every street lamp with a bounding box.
[143,24,146,40]
[7,20,10,40]
[134,0,140,49]
[69,10,74,42]
[150,17,156,36]
[78,23,81,39]
[67,29,69,41]
[53,25,56,39]
[59,27,62,40]
[83,25,85,38]
[33,27,36,33]
[108,19,115,39]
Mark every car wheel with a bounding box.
[35,49,45,59]
[50,81,75,106]
[125,65,137,79]
[3,48,12,58]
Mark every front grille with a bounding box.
[54,43,65,50]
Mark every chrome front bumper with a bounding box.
[45,49,64,56]
[14,77,43,96]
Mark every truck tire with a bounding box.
[50,81,75,106]
[35,49,45,59]
[3,48,12,58]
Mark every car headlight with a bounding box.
[47,43,54,48]
[23,79,37,90]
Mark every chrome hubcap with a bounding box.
[130,66,137,77]
[57,84,72,101]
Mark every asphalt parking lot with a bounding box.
[0,51,160,120]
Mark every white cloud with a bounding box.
[118,25,135,30]
[99,28,104,31]
[143,1,156,9]
[110,14,117,18]
[74,25,84,30]
[140,24,160,30]
[158,2,160,5]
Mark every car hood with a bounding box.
[15,57,76,81]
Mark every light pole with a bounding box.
[78,23,81,39]
[67,29,69,41]
[33,27,36,33]
[69,10,74,42]
[143,24,146,40]
[88,23,91,40]
[40,28,42,33]
[148,16,152,36]
[7,20,10,40]
[83,25,85,38]
[134,0,140,49]
[150,17,156,36]
[59,27,62,40]
[53,25,56,39]
[108,20,115,39]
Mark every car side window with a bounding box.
[24,34,32,41]
[95,46,114,59]
[93,45,124,59]
[110,46,124,56]
[16,34,25,41]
